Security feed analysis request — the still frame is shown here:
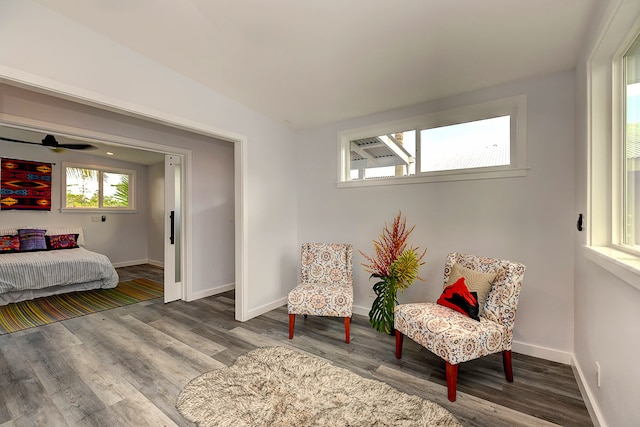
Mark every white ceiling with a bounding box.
[0,127,165,166]
[32,0,601,129]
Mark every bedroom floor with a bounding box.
[0,264,592,426]
[115,263,164,283]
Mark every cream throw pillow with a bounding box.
[445,263,497,315]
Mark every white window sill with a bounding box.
[337,167,529,188]
[60,209,137,214]
[583,246,640,291]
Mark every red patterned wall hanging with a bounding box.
[1,158,52,210]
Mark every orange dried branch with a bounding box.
[359,211,423,278]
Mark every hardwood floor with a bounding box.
[0,265,592,426]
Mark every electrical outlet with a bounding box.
[595,361,601,388]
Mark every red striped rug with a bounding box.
[0,278,163,335]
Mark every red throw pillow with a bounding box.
[0,235,20,252]
[45,233,79,250]
[437,277,480,321]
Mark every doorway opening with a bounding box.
[0,81,245,320]
[0,123,189,296]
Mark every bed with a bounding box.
[0,227,119,305]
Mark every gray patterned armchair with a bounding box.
[287,243,353,343]
[394,252,526,401]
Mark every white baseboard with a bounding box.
[188,283,235,301]
[511,341,572,364]
[247,296,288,319]
[353,304,370,317]
[112,259,164,268]
[572,357,605,427]
[147,259,164,267]
[112,259,151,268]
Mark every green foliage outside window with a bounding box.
[103,173,129,207]
[65,166,132,209]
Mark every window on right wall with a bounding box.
[623,33,640,251]
[584,0,640,290]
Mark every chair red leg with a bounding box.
[395,331,404,359]
[288,314,295,339]
[446,362,458,402]
[344,317,351,343]
[503,350,514,382]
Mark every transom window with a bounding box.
[338,95,527,187]
[62,163,135,211]
[420,115,510,173]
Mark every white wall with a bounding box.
[296,71,577,362]
[573,1,640,425]
[0,139,151,265]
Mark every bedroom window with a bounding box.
[62,163,135,211]
[338,95,528,187]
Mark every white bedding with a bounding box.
[0,247,119,305]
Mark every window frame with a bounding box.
[337,95,528,188]
[583,2,640,291]
[61,162,136,212]
[620,34,640,253]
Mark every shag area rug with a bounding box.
[176,346,461,427]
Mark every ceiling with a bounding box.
[0,126,165,166]
[31,0,601,129]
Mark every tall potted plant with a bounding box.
[359,212,426,334]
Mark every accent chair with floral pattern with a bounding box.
[394,252,526,402]
[287,243,354,343]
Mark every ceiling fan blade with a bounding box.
[41,134,97,150]
[1,133,97,150]
[57,143,98,150]
[0,135,40,146]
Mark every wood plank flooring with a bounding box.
[0,265,592,426]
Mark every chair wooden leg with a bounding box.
[288,314,295,339]
[395,331,404,359]
[503,350,514,382]
[344,317,351,343]
[446,362,458,402]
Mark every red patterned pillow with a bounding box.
[0,235,20,253]
[437,277,480,321]
[45,234,79,250]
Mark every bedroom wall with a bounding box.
[0,0,297,317]
[0,139,151,265]
[295,71,577,363]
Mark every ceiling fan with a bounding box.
[0,134,97,151]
